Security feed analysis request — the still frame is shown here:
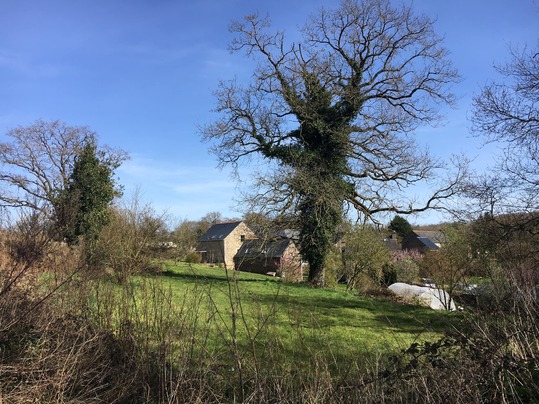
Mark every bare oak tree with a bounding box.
[202,0,462,286]
[0,119,128,218]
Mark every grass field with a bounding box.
[126,261,460,372]
[6,256,511,402]
[66,259,463,402]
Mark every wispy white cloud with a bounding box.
[116,155,238,220]
[120,157,234,187]
[119,157,195,180]
[0,51,66,79]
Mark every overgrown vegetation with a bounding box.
[2,204,538,402]
[0,212,453,402]
[1,1,537,402]
[0,215,538,402]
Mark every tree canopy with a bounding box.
[202,0,462,285]
[0,119,127,219]
[470,45,539,224]
[389,215,413,240]
[55,140,119,245]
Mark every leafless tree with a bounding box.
[0,119,128,218]
[463,44,539,315]
[202,0,463,285]
[470,46,538,218]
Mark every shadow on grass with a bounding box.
[155,266,463,377]
[263,292,454,334]
[160,269,277,284]
[160,266,459,342]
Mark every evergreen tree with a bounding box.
[0,120,127,217]
[55,140,118,245]
[389,215,413,240]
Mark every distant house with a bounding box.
[383,233,401,252]
[402,230,444,254]
[197,221,256,268]
[234,237,304,282]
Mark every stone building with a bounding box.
[197,221,256,268]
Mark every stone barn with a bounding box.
[234,237,304,282]
[197,221,256,268]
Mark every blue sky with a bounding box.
[1,0,537,224]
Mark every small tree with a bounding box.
[470,212,539,295]
[55,141,119,246]
[342,226,391,291]
[171,219,205,261]
[97,197,167,282]
[420,224,471,308]
[387,250,422,284]
[323,243,345,288]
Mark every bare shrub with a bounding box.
[171,218,202,261]
[185,251,202,263]
[0,299,178,402]
[362,290,538,403]
[4,211,50,266]
[0,209,181,402]
[96,192,169,282]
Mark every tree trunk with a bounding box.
[308,263,325,287]
[299,194,340,288]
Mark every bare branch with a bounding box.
[201,0,461,285]
[0,119,129,219]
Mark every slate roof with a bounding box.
[198,221,242,242]
[416,237,440,250]
[413,231,444,244]
[235,238,291,259]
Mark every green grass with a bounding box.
[147,261,458,370]
[44,259,461,396]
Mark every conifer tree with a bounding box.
[55,140,118,246]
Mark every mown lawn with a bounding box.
[142,261,458,370]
